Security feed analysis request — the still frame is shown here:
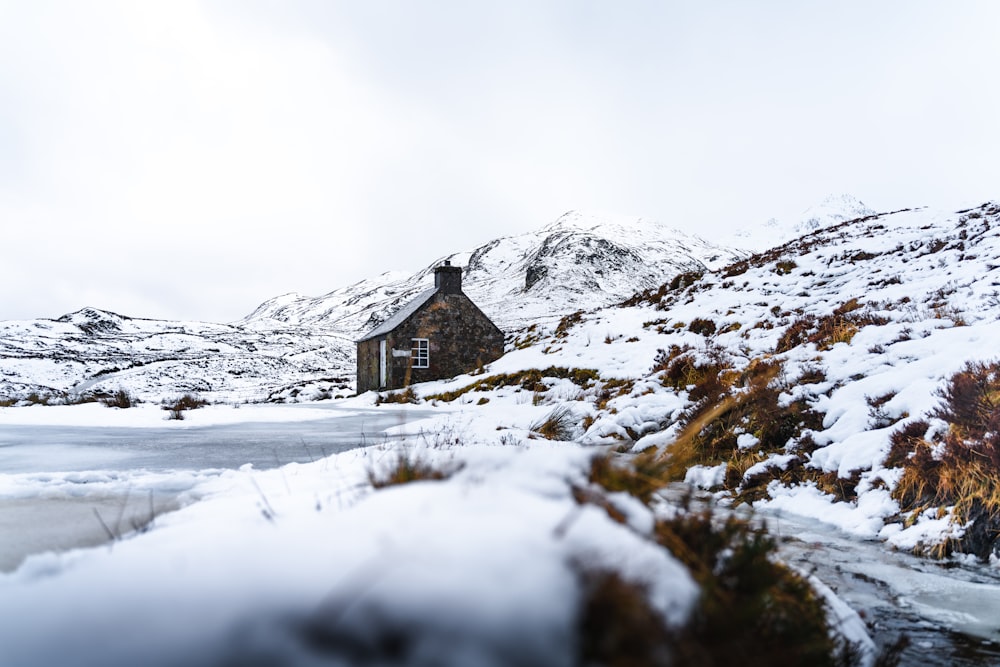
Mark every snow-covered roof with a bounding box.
[357,287,438,342]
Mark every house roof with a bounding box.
[357,287,438,342]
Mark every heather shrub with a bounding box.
[163,393,208,420]
[22,392,52,406]
[572,489,867,666]
[774,260,797,275]
[664,359,824,495]
[587,450,672,505]
[687,317,717,336]
[654,344,732,402]
[886,360,1000,558]
[654,509,847,666]
[774,301,889,353]
[575,569,673,666]
[100,388,136,409]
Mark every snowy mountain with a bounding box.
[0,307,356,404]
[0,212,742,403]
[243,210,742,333]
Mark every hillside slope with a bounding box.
[411,200,1000,559]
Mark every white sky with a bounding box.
[1,1,998,323]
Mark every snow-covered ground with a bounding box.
[0,401,717,667]
[5,198,1000,664]
[0,389,993,666]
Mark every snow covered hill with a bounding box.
[243,210,742,333]
[425,199,1000,559]
[0,212,741,403]
[0,307,356,404]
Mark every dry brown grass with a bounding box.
[659,396,739,483]
[653,508,851,666]
[375,386,419,404]
[886,360,1000,558]
[652,356,825,507]
[587,450,673,505]
[774,301,890,353]
[426,367,599,402]
[572,477,868,666]
[530,405,578,441]
[368,452,461,488]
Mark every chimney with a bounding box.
[434,260,463,294]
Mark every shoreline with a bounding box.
[0,492,182,573]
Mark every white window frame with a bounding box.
[379,340,387,387]
[411,338,429,368]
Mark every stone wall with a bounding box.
[356,292,504,393]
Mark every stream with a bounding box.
[661,484,1000,665]
[764,507,1000,665]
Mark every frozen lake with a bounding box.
[0,405,429,571]
[0,405,428,473]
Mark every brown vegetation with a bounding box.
[886,360,1000,558]
[530,405,578,441]
[426,367,600,402]
[368,452,462,488]
[162,393,208,420]
[775,301,890,353]
[100,388,136,409]
[375,386,419,405]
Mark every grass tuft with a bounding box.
[100,388,136,409]
[375,387,419,405]
[588,450,672,505]
[574,502,862,666]
[530,405,578,441]
[368,452,461,488]
[655,507,851,666]
[886,360,1000,558]
[162,393,208,420]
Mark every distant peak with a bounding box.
[796,194,875,233]
[815,193,871,209]
[799,193,874,219]
[57,307,127,322]
[543,209,668,235]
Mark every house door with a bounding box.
[379,340,387,388]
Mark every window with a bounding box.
[411,338,429,368]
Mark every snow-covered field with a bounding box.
[0,401,720,667]
[0,389,994,666]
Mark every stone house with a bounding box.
[356,262,505,393]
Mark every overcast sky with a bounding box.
[2,1,998,322]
